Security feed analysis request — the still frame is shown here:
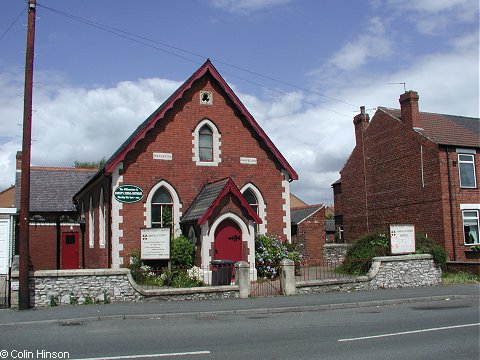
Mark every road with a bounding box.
[0,296,478,359]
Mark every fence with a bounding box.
[130,263,236,290]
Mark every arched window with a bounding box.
[99,188,106,248]
[192,119,221,166]
[199,125,213,162]
[243,188,258,215]
[151,187,173,228]
[89,196,94,248]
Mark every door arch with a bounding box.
[214,219,242,262]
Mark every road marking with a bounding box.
[73,351,211,359]
[338,323,480,342]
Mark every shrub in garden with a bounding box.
[341,231,389,275]
[255,234,301,279]
[171,235,196,267]
[415,233,447,266]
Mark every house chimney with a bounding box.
[353,106,370,145]
[16,151,22,172]
[399,90,420,129]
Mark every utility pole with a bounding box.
[19,0,37,310]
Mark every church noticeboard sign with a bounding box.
[390,224,415,254]
[141,228,170,260]
[114,185,143,203]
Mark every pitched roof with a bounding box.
[378,107,480,148]
[78,60,297,196]
[15,167,97,213]
[181,178,262,225]
[291,204,324,225]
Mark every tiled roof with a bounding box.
[379,107,480,148]
[15,167,97,213]
[181,177,262,225]
[181,178,230,223]
[291,204,324,225]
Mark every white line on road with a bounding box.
[73,351,211,360]
[338,323,480,342]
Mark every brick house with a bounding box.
[334,90,480,262]
[73,60,298,278]
[291,204,326,260]
[0,186,15,208]
[14,154,96,270]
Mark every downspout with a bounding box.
[446,147,457,261]
[56,215,61,269]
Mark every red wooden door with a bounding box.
[62,232,79,269]
[214,219,242,262]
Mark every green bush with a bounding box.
[255,234,301,279]
[341,231,389,275]
[171,235,196,267]
[415,233,447,266]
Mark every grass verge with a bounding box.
[441,271,480,285]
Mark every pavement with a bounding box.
[0,284,478,326]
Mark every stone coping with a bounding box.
[373,254,432,262]
[11,268,130,278]
[297,276,369,288]
[324,243,349,248]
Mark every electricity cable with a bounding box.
[0,5,28,42]
[36,3,353,117]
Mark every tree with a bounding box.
[74,157,106,169]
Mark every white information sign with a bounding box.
[390,224,415,254]
[141,228,170,260]
[153,152,173,161]
[240,157,257,165]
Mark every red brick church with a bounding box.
[73,60,298,278]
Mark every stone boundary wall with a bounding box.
[297,254,441,294]
[10,255,441,308]
[323,243,349,264]
[10,269,239,308]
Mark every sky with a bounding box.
[0,0,479,205]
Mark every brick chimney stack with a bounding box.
[16,151,22,172]
[353,106,370,145]
[399,90,420,129]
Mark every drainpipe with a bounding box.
[446,147,457,261]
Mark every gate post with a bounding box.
[235,261,250,299]
[280,259,296,296]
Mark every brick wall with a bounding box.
[292,207,325,260]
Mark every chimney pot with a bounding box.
[16,151,22,171]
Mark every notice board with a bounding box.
[390,224,415,254]
[141,228,170,260]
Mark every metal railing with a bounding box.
[295,258,369,282]
[130,264,236,289]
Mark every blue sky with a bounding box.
[1,0,479,204]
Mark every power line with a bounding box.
[0,5,27,42]
[36,3,353,117]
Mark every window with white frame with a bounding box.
[151,187,173,229]
[88,196,94,248]
[463,210,479,245]
[99,188,106,248]
[458,153,476,188]
[243,188,259,234]
[192,119,221,166]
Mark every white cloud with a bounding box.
[210,0,291,14]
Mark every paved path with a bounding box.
[0,284,478,326]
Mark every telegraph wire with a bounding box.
[0,5,27,42]
[36,3,353,117]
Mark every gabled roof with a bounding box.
[378,107,480,148]
[181,178,262,225]
[96,59,297,181]
[291,204,324,225]
[15,167,97,213]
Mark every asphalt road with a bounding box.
[1,296,478,359]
